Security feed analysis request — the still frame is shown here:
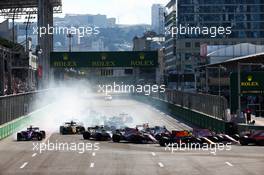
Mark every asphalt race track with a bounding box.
[0,97,264,175]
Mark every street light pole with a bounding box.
[237,62,241,117]
[205,67,208,93]
[218,65,221,97]
[67,33,73,52]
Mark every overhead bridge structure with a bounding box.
[0,0,62,87]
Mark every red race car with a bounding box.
[239,130,264,146]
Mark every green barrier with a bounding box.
[0,116,31,140]
[0,105,41,140]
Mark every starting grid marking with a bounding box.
[225,162,233,167]
[158,162,164,168]
[20,162,28,169]
[90,162,95,168]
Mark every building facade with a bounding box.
[151,4,165,35]
[164,0,264,91]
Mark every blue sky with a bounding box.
[55,0,167,24]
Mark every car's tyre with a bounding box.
[112,134,121,142]
[40,131,46,138]
[60,126,65,135]
[159,137,170,147]
[95,133,103,141]
[37,133,43,141]
[17,133,22,141]
[240,139,248,146]
[232,134,240,141]
[256,140,264,146]
[77,127,85,134]
[155,134,162,141]
[217,135,225,141]
[83,132,91,140]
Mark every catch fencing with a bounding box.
[152,90,228,121]
[0,90,50,125]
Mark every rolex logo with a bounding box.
[247,75,253,82]
[139,53,145,60]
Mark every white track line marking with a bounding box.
[211,152,216,155]
[151,152,156,156]
[32,153,37,157]
[90,162,95,168]
[92,152,96,156]
[225,162,233,167]
[158,162,164,168]
[20,162,28,169]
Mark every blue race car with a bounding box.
[17,126,46,141]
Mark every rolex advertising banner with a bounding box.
[50,51,158,68]
[230,72,264,113]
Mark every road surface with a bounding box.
[0,97,263,175]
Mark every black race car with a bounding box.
[193,129,239,145]
[83,126,112,141]
[112,125,157,144]
[60,121,85,135]
[17,126,46,141]
[146,125,171,141]
[159,130,203,146]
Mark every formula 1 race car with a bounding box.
[17,126,46,141]
[147,125,171,141]
[112,125,157,144]
[239,130,264,146]
[104,114,133,129]
[159,130,202,146]
[60,121,85,135]
[83,126,112,141]
[192,129,239,145]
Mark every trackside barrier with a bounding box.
[237,124,264,133]
[134,95,228,133]
[0,90,51,125]
[0,89,54,140]
[133,94,264,134]
[0,115,32,140]
[153,90,228,121]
